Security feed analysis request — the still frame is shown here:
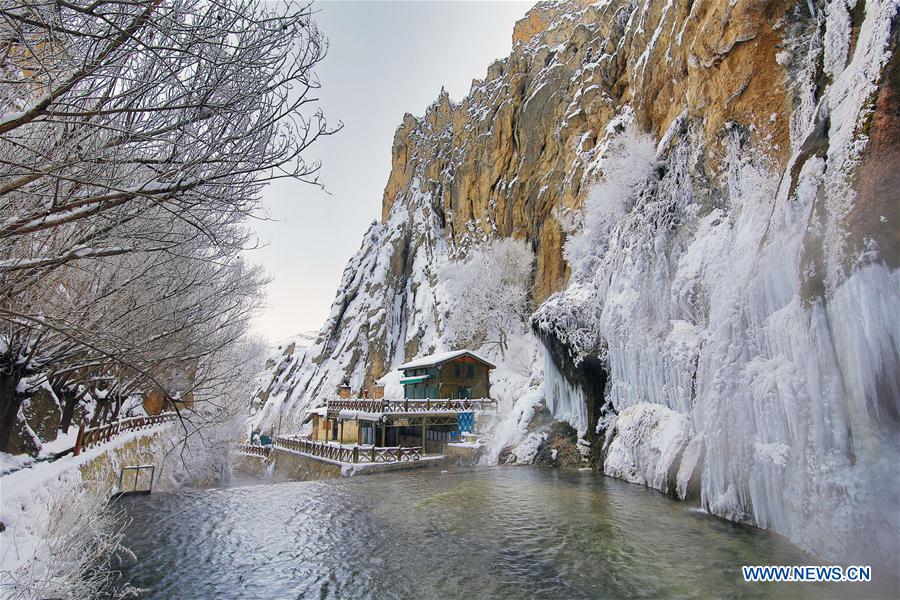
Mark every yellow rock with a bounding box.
[377,0,793,300]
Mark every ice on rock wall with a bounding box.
[537,2,900,564]
[543,346,588,435]
[552,131,899,563]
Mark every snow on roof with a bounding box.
[301,405,328,424]
[338,409,383,422]
[399,350,495,370]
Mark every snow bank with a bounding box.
[478,334,545,464]
[510,432,547,464]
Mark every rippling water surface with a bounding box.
[115,467,890,599]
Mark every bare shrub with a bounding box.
[0,482,131,599]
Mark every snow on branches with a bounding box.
[440,238,534,356]
[0,0,332,453]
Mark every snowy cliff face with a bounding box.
[251,182,455,432]
[255,0,899,565]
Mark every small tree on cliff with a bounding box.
[440,238,534,356]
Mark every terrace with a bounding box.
[274,436,424,464]
[326,397,497,416]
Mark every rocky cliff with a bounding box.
[254,0,899,567]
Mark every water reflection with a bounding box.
[114,467,895,599]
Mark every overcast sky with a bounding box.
[248,1,533,344]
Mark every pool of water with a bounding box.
[113,467,893,599]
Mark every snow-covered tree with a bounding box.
[564,125,657,279]
[161,335,266,487]
[0,0,332,283]
[440,238,534,355]
[0,0,332,451]
[1,482,128,599]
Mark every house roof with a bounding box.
[399,350,496,371]
[301,405,328,424]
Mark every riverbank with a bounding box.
[234,442,449,482]
[0,424,174,595]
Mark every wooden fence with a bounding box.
[236,444,271,458]
[74,412,177,456]
[274,436,422,464]
[327,398,496,414]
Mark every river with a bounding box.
[113,466,891,599]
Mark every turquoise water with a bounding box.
[114,467,896,599]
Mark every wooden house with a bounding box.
[398,350,494,399]
[300,350,496,456]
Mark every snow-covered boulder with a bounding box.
[603,403,694,497]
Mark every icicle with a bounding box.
[543,346,589,435]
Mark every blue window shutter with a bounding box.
[458,411,474,432]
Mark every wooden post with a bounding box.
[371,446,376,462]
[381,424,386,446]
[421,423,426,454]
[397,447,403,462]
[352,446,359,463]
[339,419,344,444]
[325,418,329,442]
[73,422,85,456]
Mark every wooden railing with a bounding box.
[236,444,271,458]
[327,398,497,414]
[74,412,177,456]
[327,399,385,412]
[274,436,422,464]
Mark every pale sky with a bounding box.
[249,1,534,344]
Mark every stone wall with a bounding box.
[236,447,447,482]
[233,452,273,479]
[268,448,343,482]
[444,443,481,466]
[77,430,174,498]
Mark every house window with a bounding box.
[454,364,460,376]
[467,364,474,378]
[428,429,451,441]
[331,419,339,440]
